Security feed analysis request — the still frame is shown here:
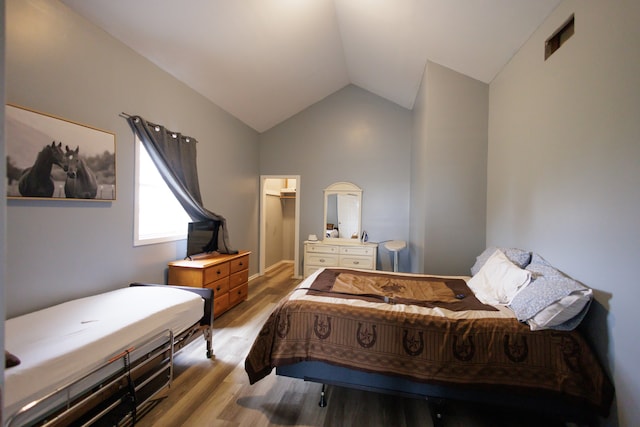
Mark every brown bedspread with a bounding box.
[306,268,498,311]
[245,269,613,415]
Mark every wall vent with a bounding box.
[545,14,575,60]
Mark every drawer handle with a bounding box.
[216,286,221,291]
[216,269,222,275]
[319,258,325,263]
[353,261,360,265]
[238,290,242,294]
[239,262,243,266]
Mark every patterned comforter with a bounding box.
[245,268,613,415]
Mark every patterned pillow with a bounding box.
[525,253,562,279]
[470,247,532,276]
[509,254,593,331]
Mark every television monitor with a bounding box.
[186,220,220,259]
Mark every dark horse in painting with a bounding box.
[64,145,98,199]
[18,141,65,197]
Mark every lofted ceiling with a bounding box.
[61,0,561,133]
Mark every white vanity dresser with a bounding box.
[303,182,378,277]
[304,240,378,277]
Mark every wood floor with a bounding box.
[134,263,570,427]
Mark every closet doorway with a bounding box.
[259,175,300,278]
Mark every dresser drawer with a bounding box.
[304,241,377,277]
[306,253,339,267]
[229,283,248,306]
[230,255,249,273]
[340,255,374,269]
[230,269,249,288]
[213,294,229,317]
[206,276,229,297]
[167,268,199,287]
[339,246,375,256]
[204,262,230,284]
[306,244,339,254]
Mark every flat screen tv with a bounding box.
[186,220,220,260]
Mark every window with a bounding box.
[134,135,192,246]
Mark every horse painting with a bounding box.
[18,141,65,197]
[64,145,98,199]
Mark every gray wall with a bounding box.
[488,1,640,425]
[5,0,259,317]
[259,85,412,272]
[411,61,488,275]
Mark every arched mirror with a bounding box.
[323,182,362,241]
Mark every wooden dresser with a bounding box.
[168,251,250,319]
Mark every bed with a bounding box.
[245,249,614,426]
[4,283,213,427]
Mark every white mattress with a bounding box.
[4,286,204,418]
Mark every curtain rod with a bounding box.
[119,112,198,142]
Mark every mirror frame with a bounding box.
[323,181,362,242]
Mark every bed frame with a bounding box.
[5,283,213,427]
[276,361,603,427]
[130,283,214,358]
[248,268,612,427]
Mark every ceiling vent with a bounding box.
[545,14,575,60]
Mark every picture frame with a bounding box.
[6,104,116,201]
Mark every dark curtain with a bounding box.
[127,115,236,254]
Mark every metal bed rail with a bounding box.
[6,329,174,427]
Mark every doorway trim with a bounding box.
[259,175,301,278]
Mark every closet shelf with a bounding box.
[280,189,296,199]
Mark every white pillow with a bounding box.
[467,249,531,305]
[527,290,592,331]
[470,246,531,276]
